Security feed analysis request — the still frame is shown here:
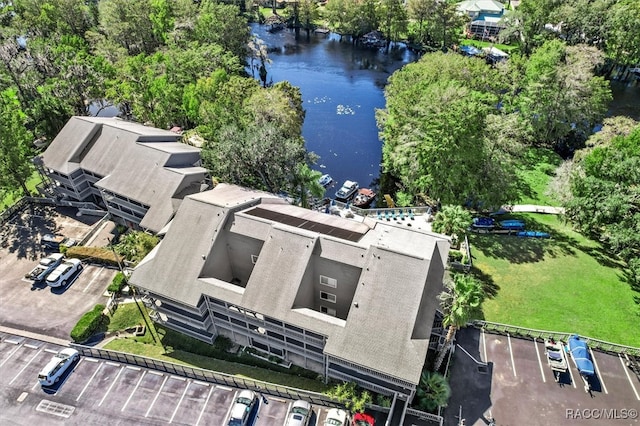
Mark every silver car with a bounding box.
[285,400,312,426]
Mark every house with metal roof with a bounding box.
[34,116,210,233]
[458,0,506,40]
[130,183,450,401]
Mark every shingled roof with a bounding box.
[131,184,449,385]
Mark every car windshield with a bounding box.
[325,420,343,426]
[354,421,371,426]
[292,407,309,416]
[236,397,252,406]
[228,419,243,426]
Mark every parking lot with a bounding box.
[0,205,117,341]
[445,328,640,425]
[0,332,346,425]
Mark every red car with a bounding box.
[352,413,375,426]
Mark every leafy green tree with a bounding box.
[97,0,160,55]
[114,231,160,264]
[516,40,612,151]
[565,124,640,266]
[414,371,451,411]
[605,0,640,65]
[434,273,484,371]
[292,164,324,208]
[0,88,35,196]
[378,53,519,209]
[194,0,250,61]
[325,381,372,414]
[12,0,95,38]
[298,0,320,38]
[429,0,466,51]
[431,205,472,247]
[378,0,408,46]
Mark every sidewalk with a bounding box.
[0,324,71,346]
[494,204,565,215]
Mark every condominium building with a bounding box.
[130,184,450,400]
[34,116,210,233]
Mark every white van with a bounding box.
[38,348,79,386]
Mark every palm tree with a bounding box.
[431,204,472,247]
[414,371,451,412]
[292,163,324,208]
[434,273,484,371]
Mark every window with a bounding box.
[320,291,336,303]
[320,275,337,288]
[320,306,337,316]
[251,254,259,264]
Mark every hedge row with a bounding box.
[108,272,127,293]
[66,246,120,267]
[71,304,106,342]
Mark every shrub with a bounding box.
[448,250,463,262]
[71,304,107,342]
[66,246,120,266]
[108,272,127,293]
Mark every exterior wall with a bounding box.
[311,257,361,320]
[143,291,420,397]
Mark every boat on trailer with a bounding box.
[568,334,595,392]
[335,180,359,201]
[544,337,568,382]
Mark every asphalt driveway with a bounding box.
[0,205,116,341]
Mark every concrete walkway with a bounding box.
[0,324,70,346]
[494,204,565,215]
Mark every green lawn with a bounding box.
[470,148,640,347]
[0,171,42,210]
[103,302,329,392]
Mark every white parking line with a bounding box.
[146,375,169,417]
[148,370,163,376]
[77,362,103,401]
[125,366,141,371]
[195,384,215,426]
[122,371,147,412]
[481,329,487,363]
[83,266,104,293]
[85,358,99,363]
[620,354,640,400]
[99,365,125,406]
[169,381,190,423]
[534,340,546,383]
[106,361,120,367]
[589,348,608,394]
[171,375,186,381]
[10,349,42,384]
[283,401,292,426]
[0,343,23,367]
[216,385,233,392]
[44,348,58,354]
[566,346,577,389]
[192,380,209,387]
[223,391,238,423]
[507,333,517,377]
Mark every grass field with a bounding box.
[0,171,42,210]
[471,148,640,347]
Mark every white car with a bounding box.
[324,408,349,426]
[45,258,83,288]
[285,399,312,426]
[227,389,257,426]
[38,348,79,386]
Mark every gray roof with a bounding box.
[130,184,449,384]
[40,117,208,233]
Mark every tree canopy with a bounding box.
[377,52,523,209]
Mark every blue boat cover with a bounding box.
[568,335,595,376]
[500,220,525,230]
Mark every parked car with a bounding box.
[324,408,349,426]
[285,399,312,426]
[38,348,79,386]
[41,234,76,250]
[228,390,257,426]
[45,258,83,288]
[25,253,64,281]
[352,412,375,426]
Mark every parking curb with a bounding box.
[0,325,71,347]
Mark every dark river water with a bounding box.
[249,24,417,191]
